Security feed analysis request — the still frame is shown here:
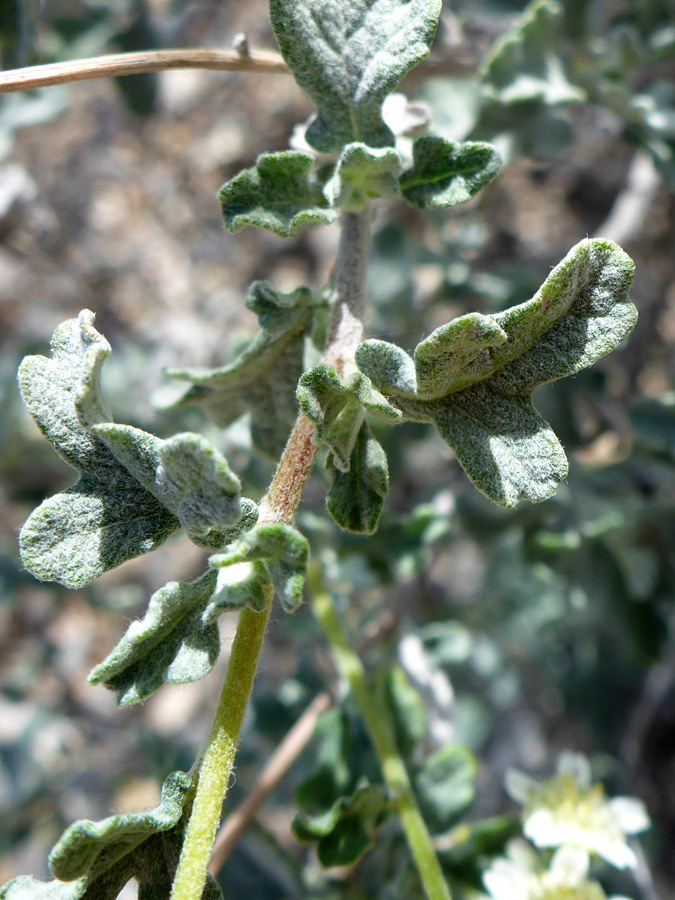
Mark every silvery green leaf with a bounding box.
[218,151,336,236]
[479,0,584,107]
[87,570,220,706]
[210,523,309,613]
[90,426,246,548]
[356,239,637,507]
[325,421,389,534]
[324,143,402,211]
[399,137,502,209]
[297,363,401,471]
[18,311,179,588]
[169,282,326,457]
[270,0,441,152]
[0,771,223,900]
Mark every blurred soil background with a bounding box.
[1,1,675,898]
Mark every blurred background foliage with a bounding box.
[0,0,674,898]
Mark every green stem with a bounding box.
[311,587,452,900]
[170,597,272,900]
[172,207,374,899]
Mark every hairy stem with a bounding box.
[311,586,452,900]
[324,209,372,375]
[170,596,272,900]
[0,47,288,94]
[172,207,374,899]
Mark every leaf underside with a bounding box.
[325,421,389,534]
[88,570,220,706]
[356,238,637,507]
[270,0,442,152]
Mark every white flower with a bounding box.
[505,754,650,869]
[484,842,608,900]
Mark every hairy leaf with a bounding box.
[88,570,220,706]
[204,560,270,620]
[169,282,326,458]
[325,421,389,534]
[399,136,502,209]
[209,522,309,613]
[270,0,441,152]
[218,151,336,236]
[89,427,248,548]
[479,0,584,106]
[356,239,637,506]
[18,311,179,587]
[324,143,402,211]
[0,772,222,900]
[297,363,401,471]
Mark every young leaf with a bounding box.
[168,282,326,458]
[0,772,223,900]
[87,570,220,706]
[297,363,401,471]
[324,143,402,211]
[479,0,584,107]
[18,311,179,588]
[325,421,389,535]
[269,0,441,152]
[218,151,336,236]
[209,522,309,613]
[399,136,502,209]
[356,239,637,507]
[204,560,270,620]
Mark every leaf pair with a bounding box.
[18,311,256,588]
[219,138,502,239]
[356,239,637,508]
[88,521,309,705]
[0,771,222,900]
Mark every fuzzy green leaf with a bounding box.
[325,421,389,534]
[0,772,222,900]
[399,136,502,209]
[88,570,220,706]
[169,282,326,458]
[479,0,584,106]
[270,0,441,152]
[90,426,248,548]
[297,363,401,471]
[292,784,389,867]
[209,522,309,613]
[324,143,402,211]
[218,151,336,236]
[204,560,270,619]
[18,311,179,588]
[356,239,637,507]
